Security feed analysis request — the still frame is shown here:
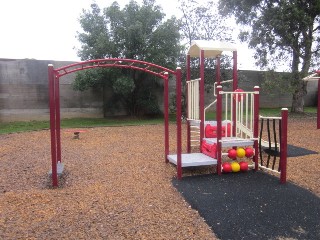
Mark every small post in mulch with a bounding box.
[66,129,87,139]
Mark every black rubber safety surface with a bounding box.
[287,144,318,157]
[173,172,320,240]
[261,144,318,158]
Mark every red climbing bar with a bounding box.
[176,67,182,179]
[48,64,58,187]
[253,86,260,171]
[280,108,288,184]
[164,72,169,162]
[216,85,223,175]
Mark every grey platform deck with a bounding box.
[167,153,217,167]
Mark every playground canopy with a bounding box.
[188,40,237,58]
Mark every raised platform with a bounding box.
[167,153,217,167]
[204,137,255,147]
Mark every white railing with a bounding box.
[204,79,233,122]
[220,90,255,139]
[204,99,217,122]
[187,78,200,120]
[213,79,233,96]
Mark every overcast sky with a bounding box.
[0,0,258,70]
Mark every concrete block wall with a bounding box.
[0,58,103,122]
[0,58,318,122]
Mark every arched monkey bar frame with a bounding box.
[48,59,181,187]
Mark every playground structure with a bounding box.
[167,40,288,183]
[48,41,288,187]
[303,71,320,129]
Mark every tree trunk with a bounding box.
[102,83,108,117]
[291,80,307,113]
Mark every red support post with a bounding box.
[280,108,288,184]
[233,51,238,91]
[186,54,191,153]
[216,56,221,85]
[176,67,182,179]
[232,51,238,136]
[216,85,223,175]
[164,72,169,162]
[317,79,320,129]
[48,64,58,187]
[253,86,260,171]
[200,50,205,143]
[54,74,61,163]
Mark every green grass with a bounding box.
[0,120,50,135]
[0,115,176,135]
[0,107,317,135]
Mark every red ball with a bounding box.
[228,149,237,159]
[239,161,249,172]
[222,162,232,173]
[245,147,254,158]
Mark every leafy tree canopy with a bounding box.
[74,0,181,116]
[219,0,320,112]
[179,0,233,47]
[77,0,181,69]
[178,0,235,73]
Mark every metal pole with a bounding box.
[216,56,221,85]
[280,108,288,184]
[216,85,223,175]
[232,51,238,136]
[54,74,61,163]
[48,64,58,187]
[318,79,320,129]
[233,51,238,90]
[253,86,260,171]
[186,54,191,153]
[200,50,205,143]
[164,72,169,162]
[176,67,182,179]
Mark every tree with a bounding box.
[75,0,181,116]
[219,0,320,112]
[178,0,235,79]
[179,0,233,47]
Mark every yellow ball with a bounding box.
[231,161,240,172]
[236,148,246,158]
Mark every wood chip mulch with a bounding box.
[0,116,319,239]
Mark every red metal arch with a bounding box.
[48,59,181,187]
[54,58,176,78]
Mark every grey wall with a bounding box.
[0,58,103,122]
[0,59,318,122]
